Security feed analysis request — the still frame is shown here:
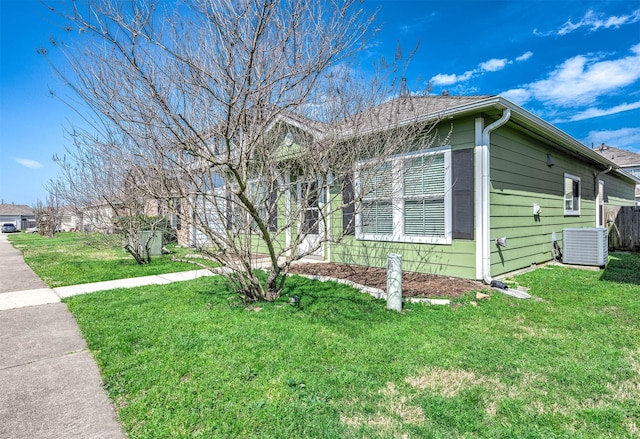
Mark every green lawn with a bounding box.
[62,253,640,438]
[8,232,203,287]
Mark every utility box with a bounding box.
[127,231,163,258]
[562,228,608,267]
[141,230,164,256]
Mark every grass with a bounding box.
[8,232,208,287]
[61,253,640,438]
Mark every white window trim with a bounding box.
[355,147,452,245]
[564,173,581,216]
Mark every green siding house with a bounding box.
[187,95,638,282]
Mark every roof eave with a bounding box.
[414,96,634,181]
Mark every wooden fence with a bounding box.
[606,206,640,252]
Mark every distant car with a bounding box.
[26,227,38,233]
[1,223,17,233]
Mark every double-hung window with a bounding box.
[359,162,394,236]
[564,173,581,216]
[356,147,451,244]
[403,153,446,237]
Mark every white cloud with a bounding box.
[516,51,533,62]
[16,158,44,169]
[583,127,640,151]
[501,88,532,105]
[505,44,640,107]
[479,58,509,72]
[564,101,640,122]
[430,70,475,86]
[430,52,530,87]
[536,9,640,36]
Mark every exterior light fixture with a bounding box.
[546,154,555,167]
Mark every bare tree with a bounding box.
[45,0,439,301]
[50,131,176,264]
[33,192,62,238]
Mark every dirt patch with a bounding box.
[289,263,487,298]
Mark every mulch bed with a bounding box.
[289,263,487,298]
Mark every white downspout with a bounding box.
[594,165,612,228]
[481,109,511,285]
[594,166,612,196]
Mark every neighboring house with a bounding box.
[73,196,181,236]
[0,203,36,230]
[592,144,640,206]
[185,95,639,282]
[73,203,117,233]
[59,206,81,231]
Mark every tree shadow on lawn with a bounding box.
[194,273,392,325]
[599,253,640,285]
[194,272,417,340]
[281,276,399,329]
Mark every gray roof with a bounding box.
[592,144,640,168]
[273,94,639,185]
[276,95,495,137]
[338,95,495,136]
[0,203,34,216]
[370,95,495,121]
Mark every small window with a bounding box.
[564,173,581,216]
[300,181,319,235]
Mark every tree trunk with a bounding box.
[265,268,282,301]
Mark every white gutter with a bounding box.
[480,109,511,285]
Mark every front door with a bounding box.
[297,180,324,257]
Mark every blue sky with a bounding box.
[1,0,639,205]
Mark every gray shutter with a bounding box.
[452,149,474,239]
[225,188,234,230]
[268,188,277,232]
[341,174,355,235]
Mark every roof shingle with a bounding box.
[592,144,640,168]
[0,203,35,216]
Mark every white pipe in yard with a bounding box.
[386,253,403,311]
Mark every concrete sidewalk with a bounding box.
[0,234,328,438]
[0,304,127,439]
[0,268,215,311]
[0,234,213,439]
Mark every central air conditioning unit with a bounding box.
[562,228,608,267]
